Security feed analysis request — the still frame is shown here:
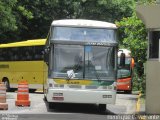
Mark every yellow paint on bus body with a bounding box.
[0,39,47,89]
[54,79,92,85]
[0,61,47,85]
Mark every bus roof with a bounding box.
[51,19,117,29]
[0,39,46,48]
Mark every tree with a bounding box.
[16,0,135,40]
[0,0,17,34]
[116,13,147,75]
[78,0,135,22]
[0,0,135,43]
[116,0,157,77]
[0,0,33,43]
[116,13,148,93]
[116,0,157,93]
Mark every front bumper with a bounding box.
[46,88,116,104]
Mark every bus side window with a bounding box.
[25,51,31,60]
[34,46,44,60]
[24,46,33,61]
[12,47,21,61]
[0,49,5,61]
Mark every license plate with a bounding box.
[52,97,64,101]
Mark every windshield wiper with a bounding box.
[88,61,102,82]
[94,69,102,82]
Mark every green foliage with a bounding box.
[116,13,147,76]
[77,0,135,22]
[14,0,135,40]
[0,0,34,43]
[17,6,33,19]
[116,0,158,94]
[0,0,17,33]
[116,13,148,93]
[132,68,146,94]
[136,0,156,4]
[0,0,135,43]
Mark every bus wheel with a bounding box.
[125,90,132,94]
[3,79,10,92]
[98,104,106,113]
[44,95,47,101]
[48,102,55,109]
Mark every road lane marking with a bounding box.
[136,92,146,120]
[136,92,141,113]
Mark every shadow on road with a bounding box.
[43,98,115,115]
[117,91,133,94]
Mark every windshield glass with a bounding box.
[84,46,115,80]
[52,45,84,78]
[117,57,131,78]
[51,45,116,81]
[51,27,116,42]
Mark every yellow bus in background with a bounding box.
[0,39,47,91]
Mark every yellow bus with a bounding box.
[0,39,47,91]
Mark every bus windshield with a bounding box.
[51,44,115,81]
[117,57,131,79]
[51,27,116,42]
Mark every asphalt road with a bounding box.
[0,90,139,120]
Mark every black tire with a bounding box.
[44,95,47,101]
[3,79,10,92]
[125,81,132,94]
[29,89,36,93]
[98,104,106,112]
[43,85,47,101]
[48,102,55,109]
[125,90,132,94]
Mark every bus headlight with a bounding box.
[54,84,64,88]
[101,82,117,90]
[54,84,59,87]
[48,83,58,88]
[48,79,54,88]
[102,86,107,89]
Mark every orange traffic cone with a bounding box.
[15,81,30,106]
[0,82,8,110]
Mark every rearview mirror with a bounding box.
[120,53,125,66]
